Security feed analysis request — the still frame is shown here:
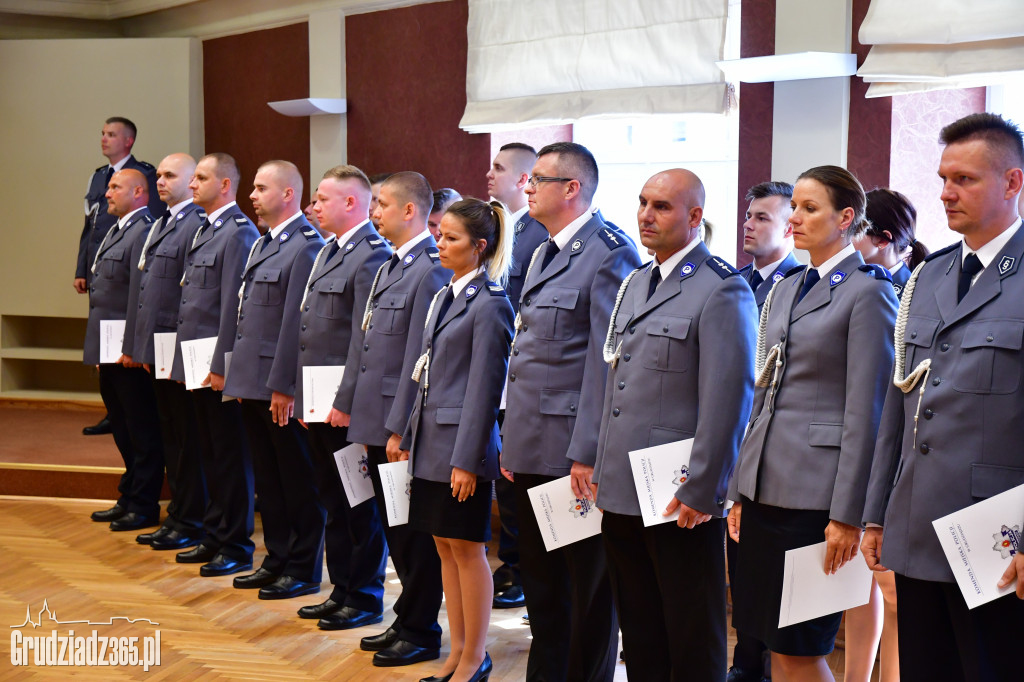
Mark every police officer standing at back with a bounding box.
[75,117,163,436]
[123,153,209,552]
[293,166,391,631]
[485,141,546,609]
[739,181,801,312]
[172,153,260,577]
[225,160,327,601]
[86,169,164,531]
[502,142,642,682]
[863,112,1024,682]
[593,168,756,682]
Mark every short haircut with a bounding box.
[499,142,537,156]
[258,159,303,198]
[537,141,599,203]
[432,188,462,213]
[200,152,240,189]
[745,181,793,202]
[940,113,1024,169]
[105,116,137,140]
[368,172,393,185]
[322,164,371,192]
[384,171,433,216]
[796,165,869,237]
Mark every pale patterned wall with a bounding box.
[890,87,987,252]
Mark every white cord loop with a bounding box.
[361,260,389,331]
[510,242,546,352]
[892,260,931,449]
[299,242,334,311]
[603,268,641,367]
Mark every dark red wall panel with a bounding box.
[203,23,311,219]
[847,0,891,192]
[346,0,490,199]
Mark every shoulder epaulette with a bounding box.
[705,256,738,279]
[427,251,441,260]
[924,242,959,263]
[738,263,753,276]
[368,238,385,248]
[94,164,107,173]
[142,214,154,223]
[136,160,155,171]
[234,217,249,224]
[858,263,892,282]
[782,264,807,279]
[487,282,507,296]
[597,228,627,250]
[302,228,319,239]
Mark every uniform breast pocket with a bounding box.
[151,243,180,279]
[251,268,282,306]
[641,315,692,373]
[100,247,128,282]
[954,319,1024,394]
[374,293,409,334]
[314,280,347,319]
[531,286,580,340]
[903,316,940,372]
[192,253,219,289]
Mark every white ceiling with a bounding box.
[0,0,201,20]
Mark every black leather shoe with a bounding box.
[176,544,218,564]
[297,598,342,619]
[726,667,769,682]
[419,671,454,682]
[136,525,171,545]
[492,584,525,609]
[91,504,125,522]
[360,624,400,651]
[83,417,112,436]
[199,554,252,577]
[372,639,440,667]
[466,653,492,682]
[259,575,320,600]
[110,513,159,531]
[233,567,279,589]
[317,606,383,631]
[150,529,201,551]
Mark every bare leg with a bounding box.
[448,538,492,682]
[772,651,836,682]
[431,537,462,678]
[875,570,900,681]
[843,577,883,682]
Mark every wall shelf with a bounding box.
[716,52,858,83]
[0,315,100,403]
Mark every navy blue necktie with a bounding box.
[387,253,401,273]
[435,287,455,334]
[958,253,983,303]
[647,266,662,300]
[541,240,560,270]
[749,270,763,292]
[259,232,273,252]
[797,269,819,302]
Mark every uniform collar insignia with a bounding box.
[345,242,355,251]
[829,270,846,286]
[772,272,784,283]
[999,255,1015,275]
[466,285,478,298]
[680,262,695,277]
[571,239,583,252]
[280,231,289,242]
[404,252,416,265]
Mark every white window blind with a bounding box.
[460,0,732,133]
[857,0,1024,97]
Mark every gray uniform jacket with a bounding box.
[402,274,514,482]
[738,251,804,312]
[76,156,163,280]
[294,223,391,417]
[502,215,643,475]
[864,233,1024,582]
[83,209,154,364]
[170,205,259,382]
[334,235,450,448]
[223,216,324,401]
[123,202,206,364]
[729,251,897,528]
[508,214,549,313]
[593,244,758,517]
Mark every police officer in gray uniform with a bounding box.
[331,172,449,667]
[124,153,208,552]
[85,169,164,530]
[293,165,391,631]
[738,181,803,313]
[593,169,757,682]
[171,153,259,577]
[225,160,326,601]
[75,117,163,437]
[863,113,1024,682]
[502,142,642,682]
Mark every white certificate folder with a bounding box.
[526,475,603,552]
[181,336,218,390]
[302,365,345,423]
[628,439,693,527]
[778,541,873,628]
[378,461,411,527]
[932,482,1024,609]
[99,320,126,364]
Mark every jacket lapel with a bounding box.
[523,216,602,297]
[790,252,863,322]
[941,229,1024,329]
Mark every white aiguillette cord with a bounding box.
[892,261,931,448]
[602,267,642,367]
[411,285,450,397]
[509,242,545,355]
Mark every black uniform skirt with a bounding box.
[732,497,843,657]
[409,476,493,543]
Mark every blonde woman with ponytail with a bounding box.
[396,198,514,682]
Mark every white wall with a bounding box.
[0,38,202,319]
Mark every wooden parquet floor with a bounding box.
[0,496,864,681]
